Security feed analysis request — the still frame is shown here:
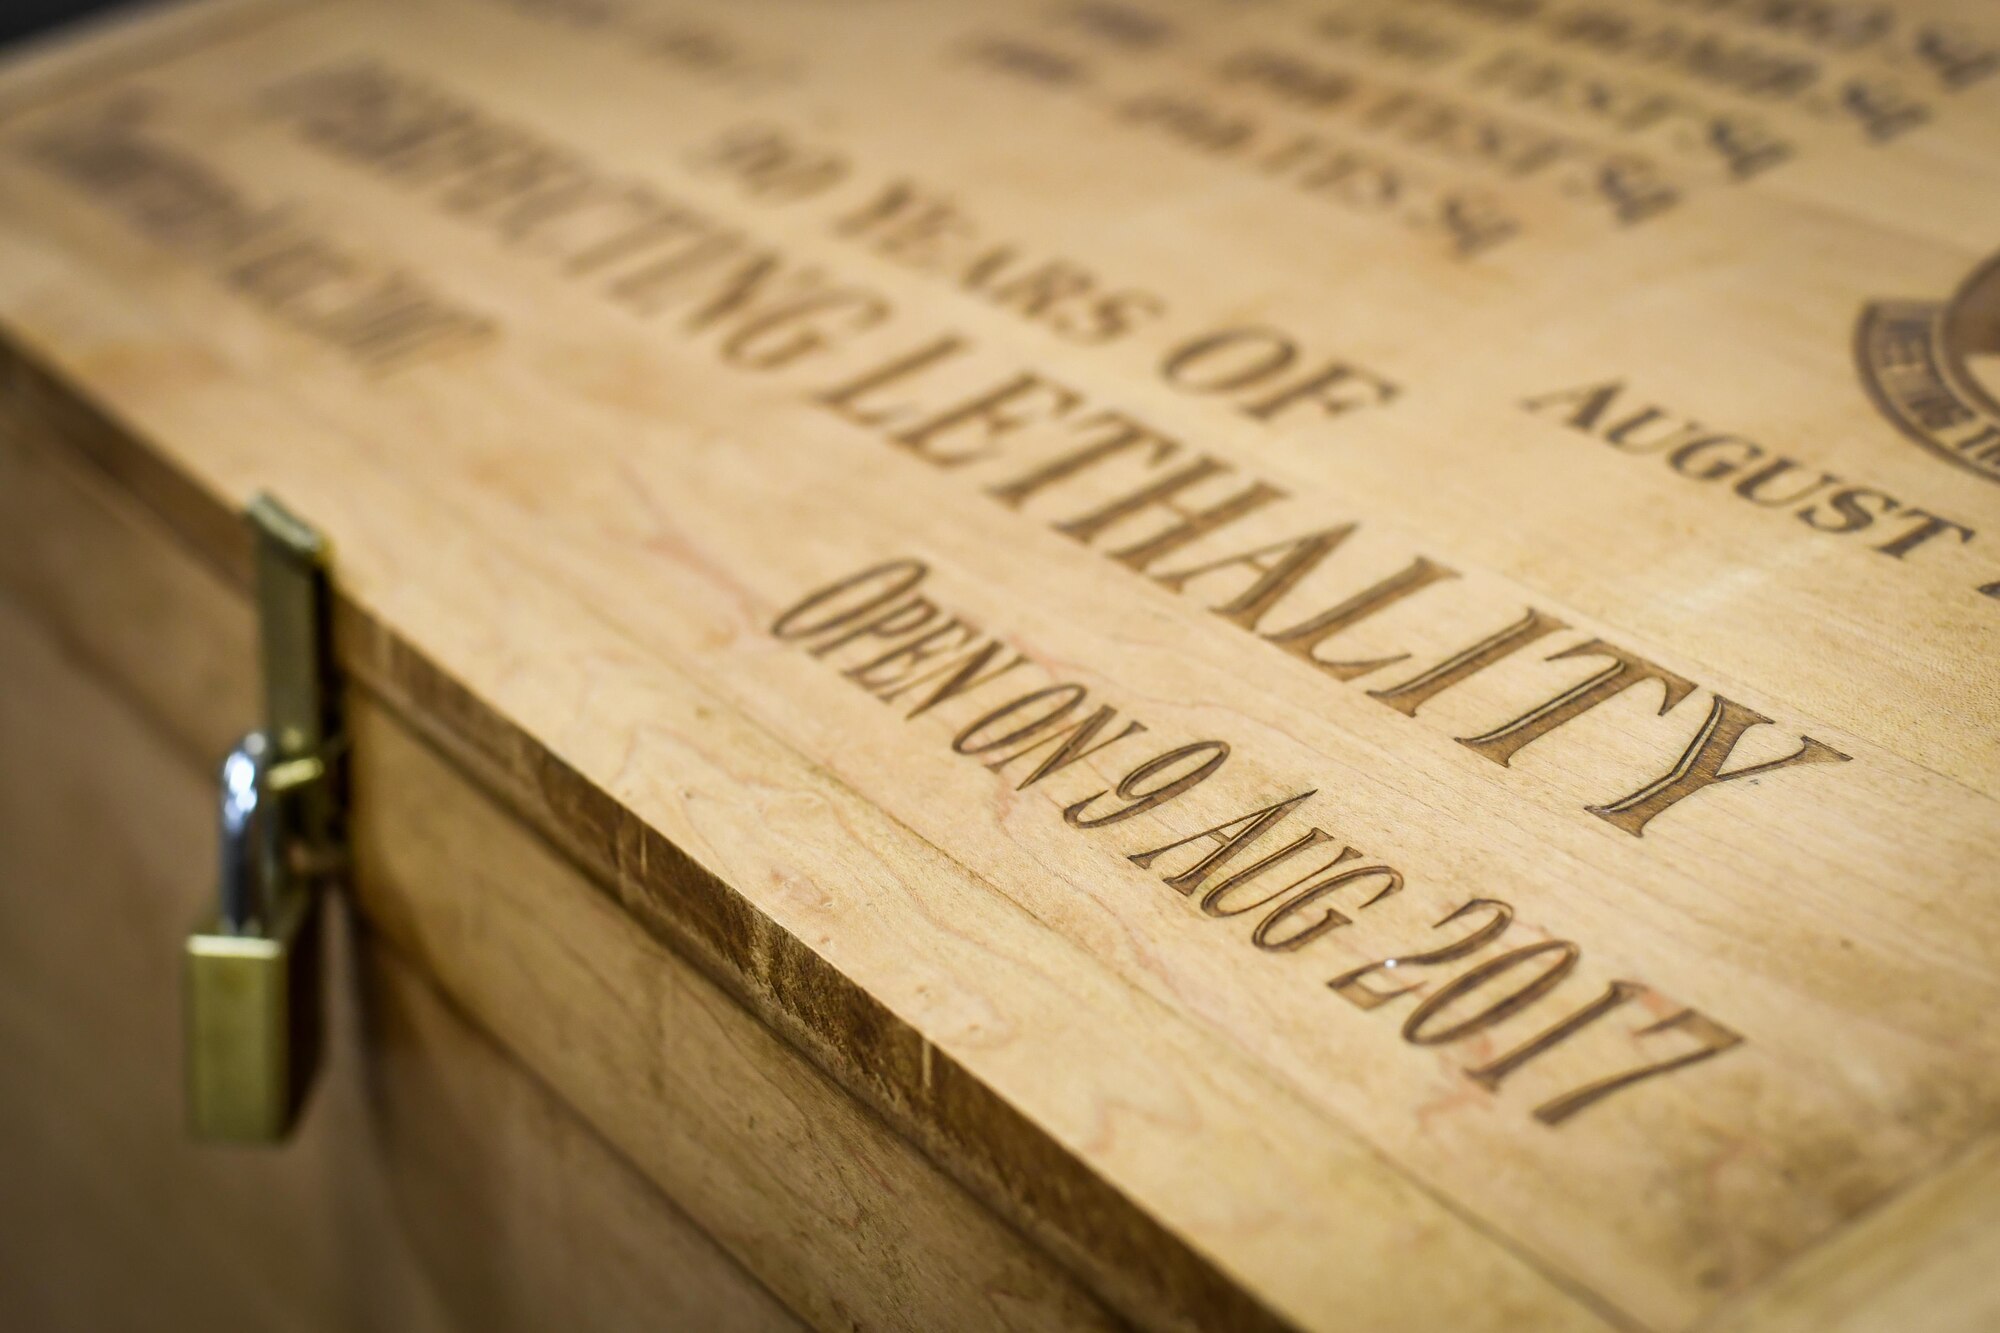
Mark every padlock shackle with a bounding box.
[216,732,269,935]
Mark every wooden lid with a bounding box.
[2,1,1998,1327]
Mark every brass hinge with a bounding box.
[184,494,345,1143]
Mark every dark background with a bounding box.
[4,0,134,49]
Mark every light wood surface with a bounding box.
[2,0,1998,1328]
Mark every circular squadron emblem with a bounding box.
[1856,252,2000,486]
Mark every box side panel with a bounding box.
[0,589,803,1333]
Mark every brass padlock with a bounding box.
[186,735,324,1141]
[185,496,342,1143]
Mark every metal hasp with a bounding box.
[184,494,344,1143]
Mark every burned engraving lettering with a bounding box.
[774,558,1747,1124]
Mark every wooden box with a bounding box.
[3,1,1999,1328]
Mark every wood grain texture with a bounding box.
[1707,1134,2000,1333]
[1,0,1997,1328]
